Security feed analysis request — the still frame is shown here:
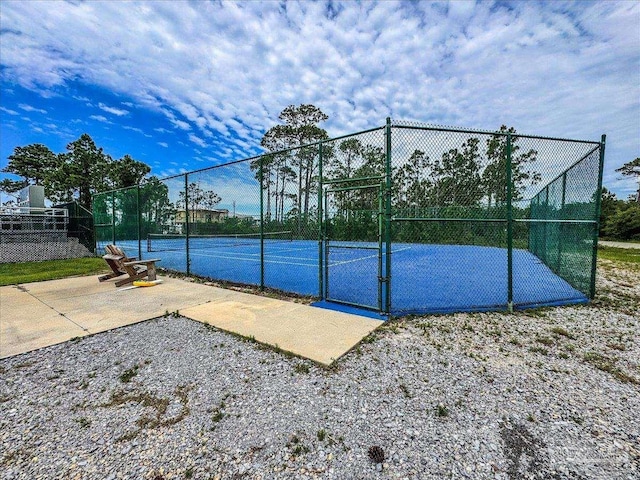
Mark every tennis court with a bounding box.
[94,121,604,317]
[115,234,588,316]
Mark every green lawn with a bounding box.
[0,257,107,286]
[598,245,640,264]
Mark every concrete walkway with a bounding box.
[0,276,382,365]
[599,240,640,249]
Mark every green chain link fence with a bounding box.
[93,119,604,315]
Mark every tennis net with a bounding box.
[147,231,293,252]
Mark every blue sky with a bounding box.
[1,0,639,204]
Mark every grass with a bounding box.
[0,257,106,286]
[598,245,640,264]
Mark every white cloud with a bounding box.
[0,1,638,196]
[98,102,129,116]
[188,133,207,148]
[158,141,168,148]
[89,114,111,123]
[18,103,47,114]
[122,125,144,134]
[0,106,19,115]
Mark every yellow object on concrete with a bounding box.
[132,280,163,287]
[0,275,381,365]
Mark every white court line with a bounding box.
[328,245,413,267]
[188,248,319,262]
[187,245,413,268]
[189,250,317,267]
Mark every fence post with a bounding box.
[137,185,142,259]
[260,155,265,290]
[111,192,116,245]
[506,133,513,312]
[318,142,324,299]
[556,173,567,272]
[384,117,392,314]
[184,174,190,276]
[590,134,606,299]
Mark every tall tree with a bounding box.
[110,154,151,189]
[432,137,483,206]
[178,182,221,223]
[58,134,112,210]
[482,126,540,206]
[393,149,432,210]
[2,144,59,199]
[260,104,329,224]
[616,157,640,203]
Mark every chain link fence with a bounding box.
[0,202,94,263]
[93,120,604,315]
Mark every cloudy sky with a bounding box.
[1,0,638,200]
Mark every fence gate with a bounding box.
[323,179,384,311]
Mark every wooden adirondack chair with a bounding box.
[99,245,161,287]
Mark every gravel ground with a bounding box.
[1,262,638,480]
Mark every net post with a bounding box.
[590,134,606,299]
[506,133,514,312]
[384,117,392,314]
[317,142,324,299]
[184,174,190,276]
[137,184,142,260]
[260,155,265,290]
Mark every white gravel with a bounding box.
[1,264,638,480]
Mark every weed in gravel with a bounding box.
[287,434,310,457]
[15,361,35,369]
[185,467,194,478]
[583,352,639,384]
[558,352,570,359]
[294,363,310,374]
[487,328,502,337]
[361,333,377,344]
[103,385,192,441]
[436,403,449,417]
[527,413,536,422]
[75,417,91,428]
[119,364,140,383]
[536,336,555,346]
[509,338,522,346]
[529,346,549,355]
[212,410,224,423]
[317,429,326,441]
[399,383,412,399]
[569,414,584,425]
[550,326,575,339]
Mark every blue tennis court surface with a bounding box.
[121,238,588,316]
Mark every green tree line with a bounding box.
[1,133,151,210]
[600,157,640,240]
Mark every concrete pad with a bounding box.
[182,292,381,365]
[0,286,87,358]
[1,275,382,364]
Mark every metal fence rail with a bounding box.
[93,120,604,316]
